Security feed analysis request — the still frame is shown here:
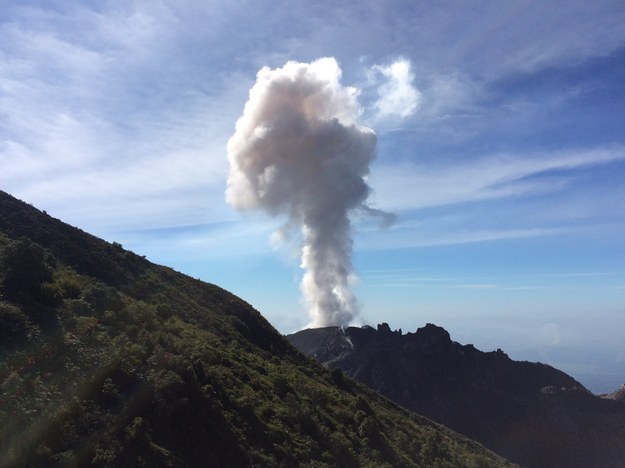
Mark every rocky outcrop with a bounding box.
[603,384,625,402]
[288,323,625,468]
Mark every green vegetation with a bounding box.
[0,191,512,467]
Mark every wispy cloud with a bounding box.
[359,268,625,291]
[370,145,625,212]
[115,217,277,261]
[0,2,254,232]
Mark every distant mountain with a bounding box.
[0,191,512,467]
[288,323,625,468]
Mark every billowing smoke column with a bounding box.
[226,58,377,327]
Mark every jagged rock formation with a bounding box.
[288,323,625,468]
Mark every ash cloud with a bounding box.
[226,58,383,327]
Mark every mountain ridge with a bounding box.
[288,323,625,468]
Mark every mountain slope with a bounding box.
[0,191,512,467]
[288,324,625,468]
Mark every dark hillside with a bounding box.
[288,324,625,468]
[0,191,512,467]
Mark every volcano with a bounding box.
[288,323,625,468]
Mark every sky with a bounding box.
[1,0,624,392]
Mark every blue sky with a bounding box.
[1,0,624,392]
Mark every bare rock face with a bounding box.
[602,384,625,402]
[288,323,625,468]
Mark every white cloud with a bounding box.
[370,59,421,120]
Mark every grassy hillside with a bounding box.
[0,191,512,467]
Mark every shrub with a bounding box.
[64,299,93,317]
[58,279,82,299]
[0,302,32,346]
[39,282,63,307]
[272,374,291,398]
[0,238,53,303]
[82,285,123,315]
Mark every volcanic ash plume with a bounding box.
[226,58,377,327]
